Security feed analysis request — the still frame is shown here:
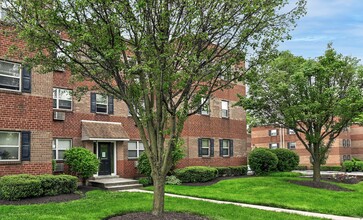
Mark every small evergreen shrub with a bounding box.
[271,148,299,172]
[320,166,342,171]
[0,174,77,200]
[64,147,100,185]
[138,177,153,186]
[249,148,278,175]
[216,167,231,177]
[216,166,248,177]
[343,159,363,172]
[296,165,308,170]
[174,166,218,183]
[165,175,182,185]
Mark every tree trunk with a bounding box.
[312,159,321,182]
[152,174,166,216]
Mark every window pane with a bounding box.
[139,150,144,155]
[201,148,209,155]
[223,149,229,156]
[0,75,20,90]
[58,139,71,150]
[96,104,107,113]
[222,101,228,109]
[58,150,66,160]
[0,61,20,77]
[59,100,72,109]
[0,132,19,146]
[202,139,209,148]
[128,150,137,158]
[53,99,57,108]
[128,142,137,150]
[139,142,144,150]
[59,89,72,101]
[53,150,56,159]
[96,94,107,104]
[223,140,229,149]
[222,109,228,118]
[0,147,19,160]
[53,88,58,98]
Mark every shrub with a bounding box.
[296,165,308,170]
[343,160,355,172]
[138,177,153,186]
[0,174,77,201]
[271,148,299,172]
[268,172,303,177]
[355,161,363,171]
[216,166,248,177]
[38,175,78,196]
[165,175,182,185]
[0,175,42,200]
[249,148,278,175]
[216,167,231,177]
[137,143,185,177]
[64,147,100,185]
[320,166,342,171]
[174,166,218,183]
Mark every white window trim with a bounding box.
[201,138,210,157]
[52,138,72,160]
[221,100,229,118]
[269,129,278,136]
[269,143,279,149]
[0,131,20,161]
[96,94,108,114]
[0,60,22,92]
[221,139,230,157]
[127,140,144,159]
[53,88,72,110]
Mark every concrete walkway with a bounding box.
[293,170,363,178]
[122,189,363,220]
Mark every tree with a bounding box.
[5,0,306,215]
[238,47,363,182]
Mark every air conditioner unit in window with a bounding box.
[53,111,65,121]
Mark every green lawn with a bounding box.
[157,176,363,217]
[0,190,322,220]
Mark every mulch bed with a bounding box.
[182,175,251,186]
[288,180,353,191]
[0,185,99,205]
[107,212,209,220]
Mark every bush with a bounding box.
[320,166,342,171]
[215,166,248,177]
[343,159,363,172]
[137,143,185,177]
[271,148,299,172]
[174,166,218,183]
[296,165,308,170]
[64,147,100,185]
[268,172,303,177]
[165,175,182,185]
[0,174,77,201]
[249,148,278,175]
[356,161,363,171]
[138,177,153,186]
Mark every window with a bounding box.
[343,155,351,161]
[287,142,296,150]
[269,129,278,136]
[0,60,21,91]
[200,97,210,115]
[0,131,20,161]
[198,138,214,157]
[96,94,108,113]
[342,127,349,132]
[342,139,351,148]
[287,129,295,135]
[52,139,72,160]
[127,141,144,159]
[269,143,279,149]
[91,93,114,114]
[53,88,72,110]
[221,100,229,118]
[0,1,7,20]
[220,139,233,157]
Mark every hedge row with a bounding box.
[0,174,77,201]
[174,165,247,183]
[343,159,363,172]
[320,166,342,171]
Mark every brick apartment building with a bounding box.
[0,24,248,178]
[251,125,363,166]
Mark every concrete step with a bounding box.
[105,184,143,191]
[90,175,120,180]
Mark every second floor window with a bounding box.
[269,129,278,136]
[0,61,21,92]
[96,94,108,113]
[221,100,229,118]
[53,88,72,110]
[200,98,210,115]
[90,93,114,114]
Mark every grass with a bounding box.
[154,176,363,217]
[0,190,322,220]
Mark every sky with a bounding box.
[278,0,363,62]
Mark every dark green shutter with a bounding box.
[219,139,223,156]
[210,139,214,157]
[229,140,234,157]
[22,66,31,93]
[198,138,202,157]
[108,96,114,114]
[90,93,96,113]
[21,131,31,161]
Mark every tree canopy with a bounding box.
[238,46,363,181]
[4,0,306,215]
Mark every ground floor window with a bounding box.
[269,143,279,149]
[52,139,72,160]
[198,138,214,157]
[128,141,144,159]
[220,139,233,157]
[0,131,20,161]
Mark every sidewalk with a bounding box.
[293,170,363,178]
[123,189,363,220]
